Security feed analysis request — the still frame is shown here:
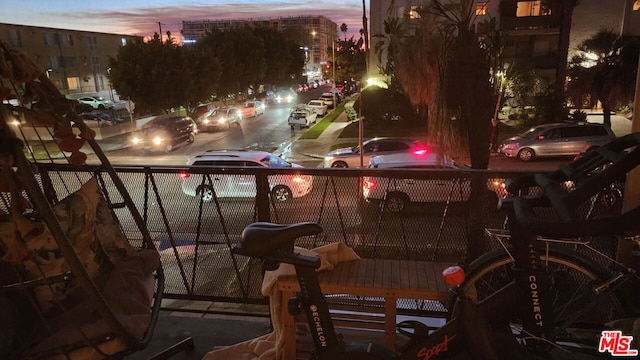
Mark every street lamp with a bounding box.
[106,67,115,102]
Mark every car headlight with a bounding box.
[218,118,226,124]
[131,137,142,145]
[501,143,518,150]
[152,136,164,145]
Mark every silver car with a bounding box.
[324,137,427,168]
[498,122,615,162]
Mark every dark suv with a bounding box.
[131,115,197,153]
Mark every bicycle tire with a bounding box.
[458,245,631,353]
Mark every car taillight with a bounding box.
[363,178,376,190]
[412,145,430,156]
[292,175,311,183]
[179,171,190,179]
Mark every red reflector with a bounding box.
[442,266,465,286]
[179,171,190,179]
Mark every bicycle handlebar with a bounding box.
[503,132,640,238]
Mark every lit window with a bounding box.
[476,2,488,15]
[409,6,421,19]
[516,1,551,17]
[67,77,80,90]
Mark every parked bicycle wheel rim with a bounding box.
[457,246,631,353]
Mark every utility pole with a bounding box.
[158,22,163,42]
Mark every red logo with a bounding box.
[599,330,638,356]
[417,334,455,360]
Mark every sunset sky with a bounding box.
[0,0,368,40]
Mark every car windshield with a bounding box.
[520,126,545,139]
[260,154,291,167]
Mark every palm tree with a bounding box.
[340,23,348,41]
[568,29,640,127]
[392,0,496,262]
[373,17,408,88]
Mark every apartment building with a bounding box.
[182,16,338,74]
[368,0,640,87]
[0,23,141,100]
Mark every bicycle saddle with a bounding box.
[234,222,323,258]
[504,132,640,238]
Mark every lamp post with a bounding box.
[106,67,115,102]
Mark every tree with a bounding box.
[108,32,221,115]
[333,36,366,85]
[567,29,640,127]
[373,17,408,90]
[253,27,294,87]
[393,0,496,262]
[199,28,266,100]
[340,23,348,41]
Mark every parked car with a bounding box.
[180,150,313,202]
[498,122,616,161]
[307,100,328,116]
[319,93,337,109]
[130,115,197,153]
[362,152,506,213]
[240,101,265,117]
[76,96,115,110]
[288,105,318,129]
[79,111,124,126]
[323,137,427,168]
[197,106,242,131]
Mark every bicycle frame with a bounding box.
[500,200,557,349]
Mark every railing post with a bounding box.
[256,172,271,222]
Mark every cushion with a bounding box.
[0,177,135,313]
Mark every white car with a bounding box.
[180,150,312,202]
[324,137,427,168]
[77,96,114,110]
[240,101,265,117]
[288,105,318,129]
[362,152,506,213]
[319,93,337,108]
[307,100,328,116]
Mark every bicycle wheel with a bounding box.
[459,246,631,352]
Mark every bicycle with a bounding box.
[232,222,530,360]
[453,132,640,357]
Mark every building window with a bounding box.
[634,0,640,10]
[91,57,100,72]
[398,6,421,19]
[121,38,127,46]
[67,77,80,90]
[516,1,551,17]
[64,34,74,46]
[5,29,22,48]
[87,36,98,50]
[476,2,488,15]
[43,32,58,46]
